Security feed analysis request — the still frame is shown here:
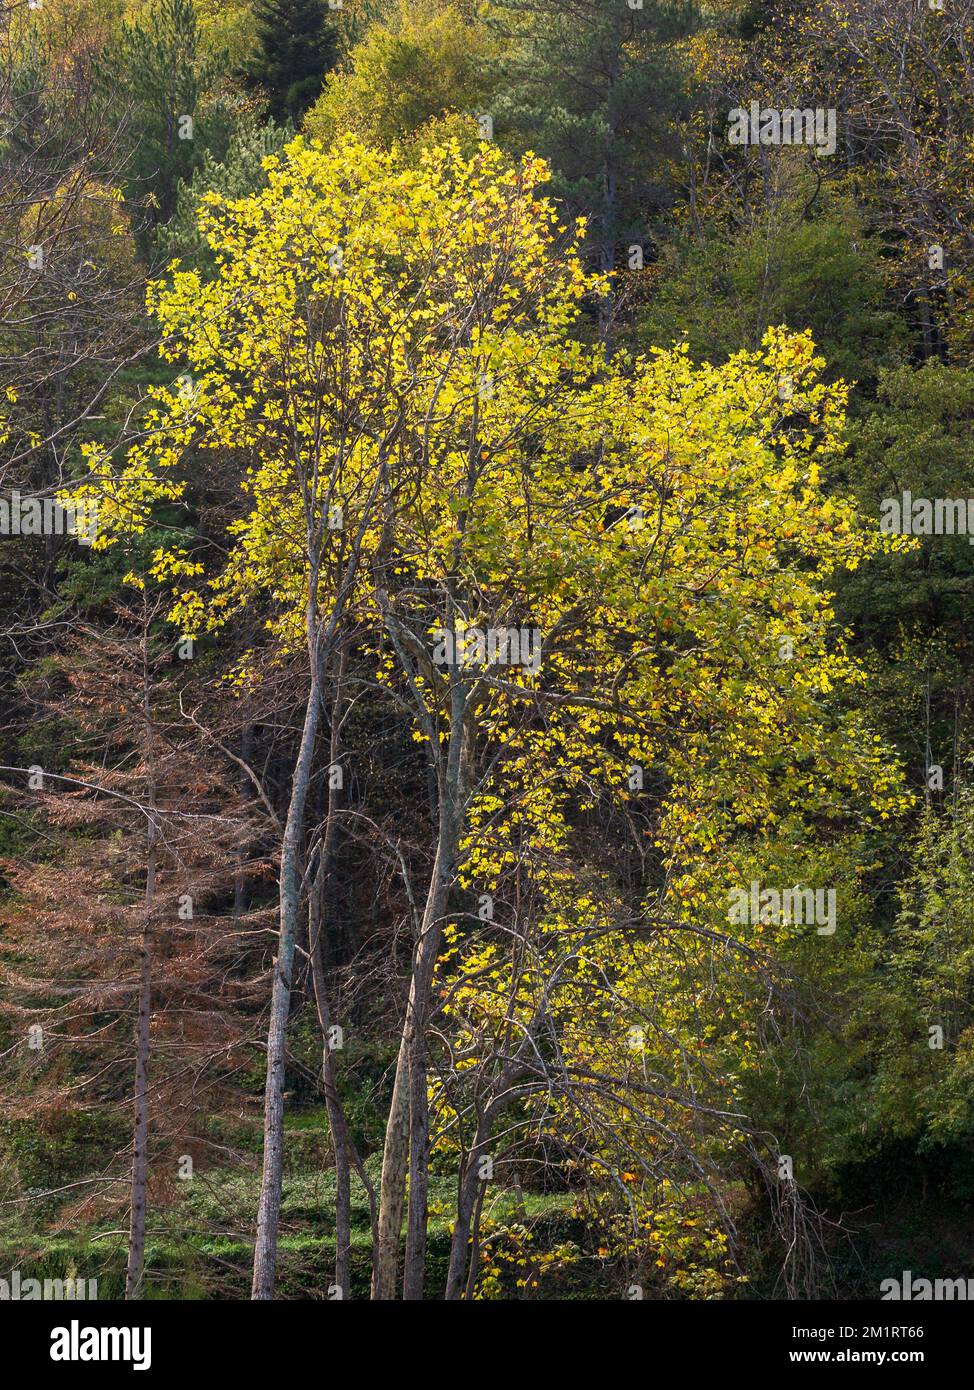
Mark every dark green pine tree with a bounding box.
[248,0,340,123]
[492,0,695,336]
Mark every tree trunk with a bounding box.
[373,806,460,1297]
[233,721,254,917]
[373,1025,411,1299]
[126,628,158,1301]
[251,603,322,1300]
[375,729,463,1300]
[124,826,156,1300]
[308,910,351,1294]
[402,1023,430,1300]
[598,156,617,347]
[307,655,378,1297]
[444,1146,484,1299]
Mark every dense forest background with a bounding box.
[1,0,974,1301]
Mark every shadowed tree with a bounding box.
[247,0,340,123]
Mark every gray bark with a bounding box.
[375,698,465,1300]
[125,630,158,1300]
[124,828,155,1300]
[444,1118,492,1301]
[251,599,322,1299]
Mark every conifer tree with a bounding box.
[493,0,693,304]
[248,0,340,123]
[0,594,267,1297]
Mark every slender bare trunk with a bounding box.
[252,602,321,1300]
[444,1119,492,1300]
[308,654,380,1296]
[598,156,617,347]
[463,1178,489,1301]
[125,829,155,1299]
[375,731,463,1300]
[445,1166,479,1300]
[126,628,158,1300]
[310,931,353,1296]
[309,868,379,1298]
[233,721,254,917]
[403,1023,430,1300]
[374,829,457,1299]
[374,1027,410,1299]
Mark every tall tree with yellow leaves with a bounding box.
[81,133,908,1301]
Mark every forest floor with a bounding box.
[3,1103,972,1300]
